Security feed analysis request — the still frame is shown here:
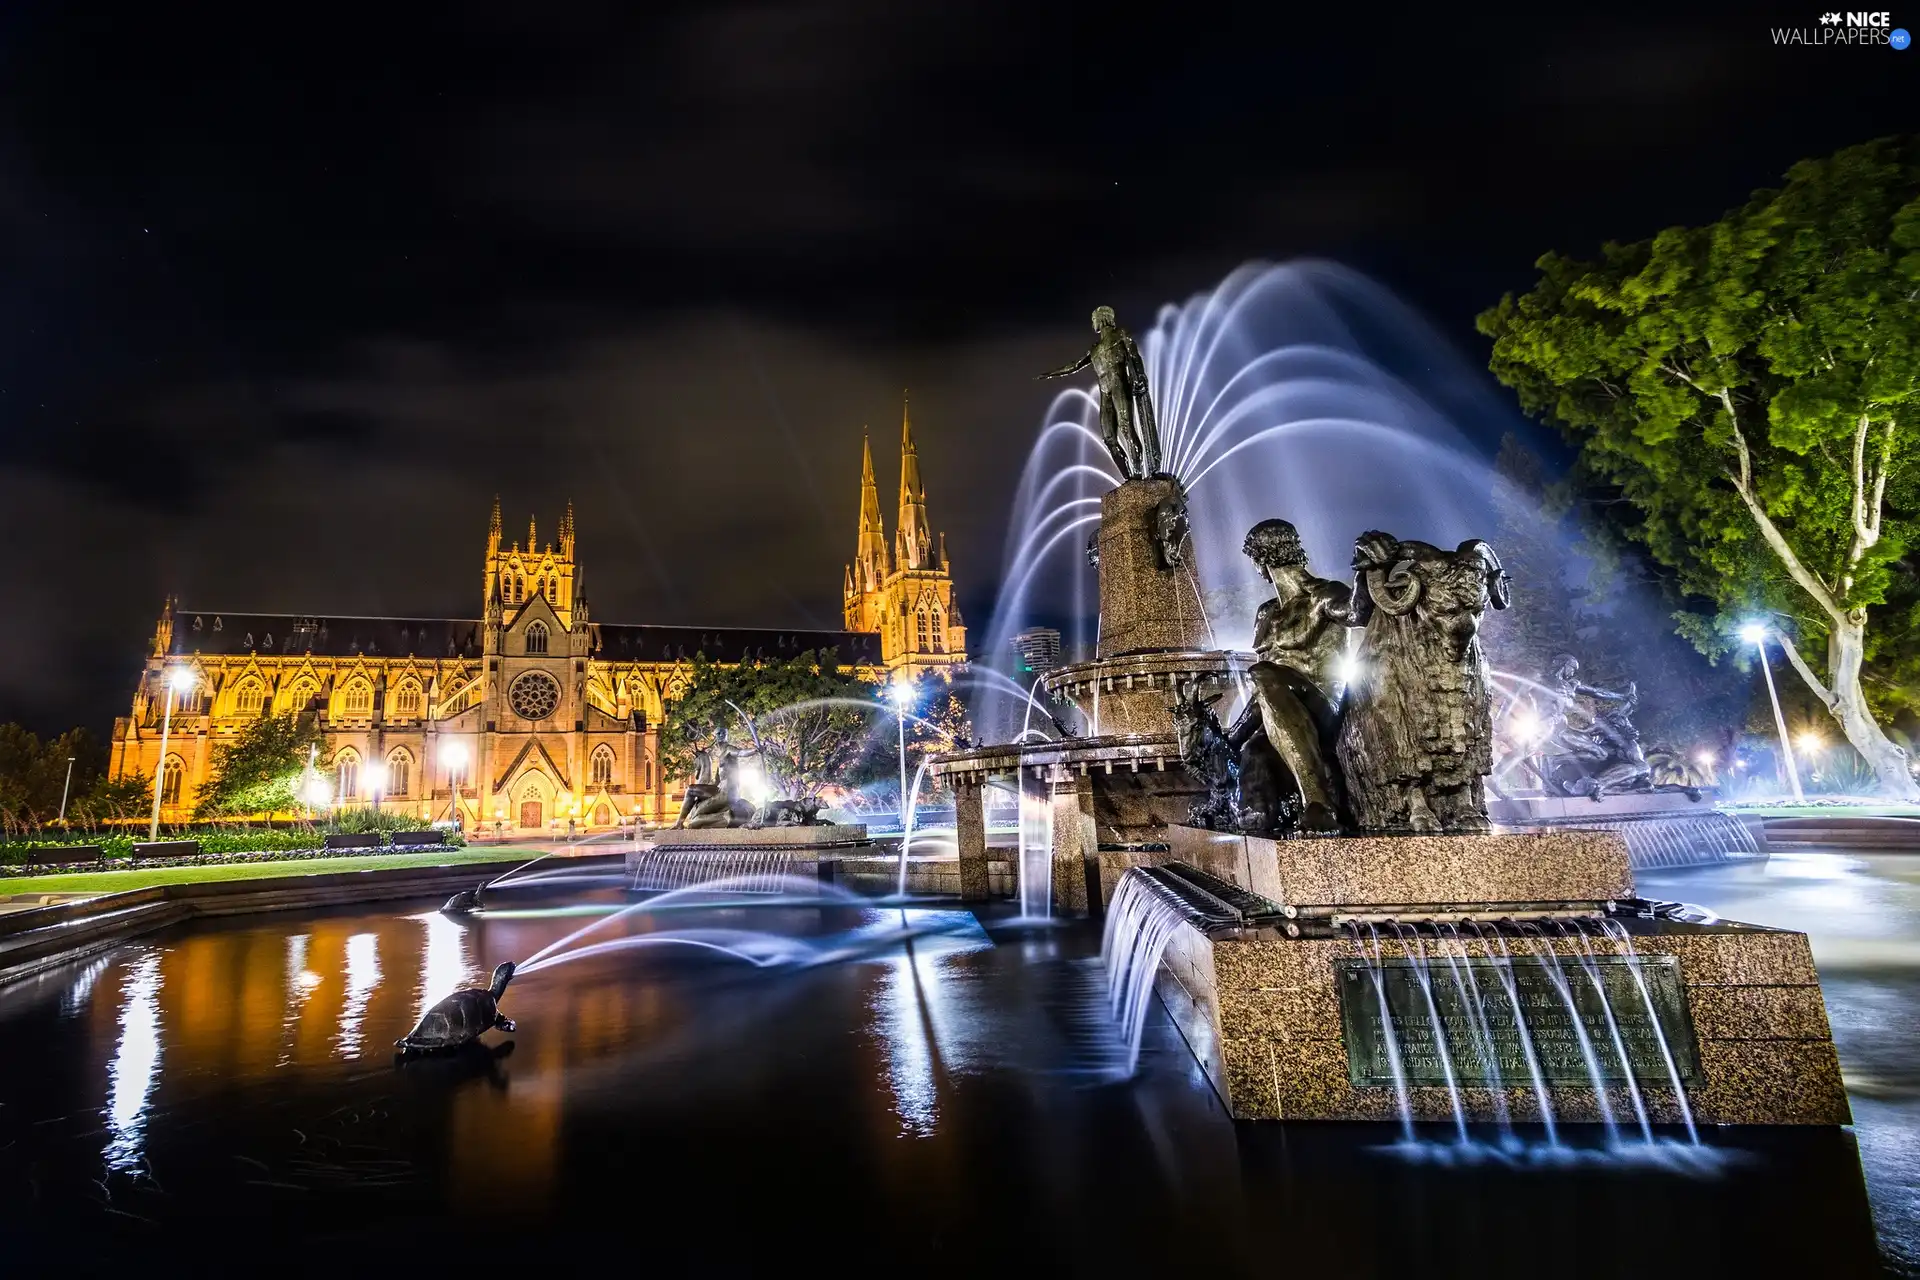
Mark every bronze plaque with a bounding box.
[1336,954,1698,1087]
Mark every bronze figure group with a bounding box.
[1177,518,1512,835]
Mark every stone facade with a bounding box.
[113,495,921,830]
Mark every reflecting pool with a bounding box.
[0,867,1908,1275]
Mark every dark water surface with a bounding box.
[0,856,1910,1277]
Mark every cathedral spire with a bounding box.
[528,514,538,552]
[560,500,576,557]
[855,429,887,585]
[488,495,502,548]
[897,391,932,570]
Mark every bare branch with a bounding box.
[1772,628,1838,711]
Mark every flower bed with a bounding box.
[0,829,464,874]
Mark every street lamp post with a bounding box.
[440,740,468,829]
[148,667,196,841]
[890,681,913,830]
[367,763,386,817]
[57,756,75,823]
[1741,622,1806,803]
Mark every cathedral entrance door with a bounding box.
[519,799,544,829]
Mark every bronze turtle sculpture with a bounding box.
[441,882,486,914]
[396,961,517,1053]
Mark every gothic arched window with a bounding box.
[916,608,931,652]
[236,680,265,717]
[343,681,373,715]
[160,753,186,806]
[386,749,412,798]
[334,750,360,800]
[526,621,549,655]
[931,607,946,653]
[393,683,422,718]
[546,578,558,603]
[591,745,615,788]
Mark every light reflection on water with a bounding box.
[414,911,475,1026]
[102,949,163,1172]
[1644,852,1920,1274]
[334,932,382,1058]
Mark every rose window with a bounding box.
[509,670,561,720]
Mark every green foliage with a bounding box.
[194,712,329,818]
[660,649,883,799]
[325,806,433,834]
[68,772,153,825]
[1478,135,1920,723]
[0,723,108,831]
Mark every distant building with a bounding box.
[842,395,969,683]
[1012,627,1063,675]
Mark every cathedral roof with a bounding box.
[169,614,483,659]
[166,611,883,667]
[592,623,882,666]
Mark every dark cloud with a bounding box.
[0,0,1909,732]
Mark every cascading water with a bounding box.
[628,849,797,893]
[1098,872,1190,1074]
[1017,784,1053,919]
[1345,917,1710,1166]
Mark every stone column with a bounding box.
[1049,771,1099,916]
[1095,476,1208,659]
[954,777,989,901]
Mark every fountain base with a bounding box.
[1160,912,1849,1126]
[1117,827,1850,1127]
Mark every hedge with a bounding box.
[0,824,463,868]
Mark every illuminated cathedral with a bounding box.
[112,412,965,830]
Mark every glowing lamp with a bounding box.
[1334,654,1362,686]
[303,777,332,808]
[889,682,913,709]
[1510,708,1542,745]
[1796,731,1825,755]
[1739,623,1768,645]
[366,764,386,795]
[167,667,196,692]
[1695,750,1716,767]
[441,741,468,767]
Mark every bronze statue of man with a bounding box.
[1225,519,1354,833]
[674,721,753,829]
[1039,306,1162,479]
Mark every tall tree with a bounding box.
[660,649,881,801]
[195,711,328,818]
[1478,136,1920,796]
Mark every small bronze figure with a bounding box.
[1152,491,1190,570]
[1039,306,1162,480]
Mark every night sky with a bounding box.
[0,1,1909,735]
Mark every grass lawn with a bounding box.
[0,846,532,898]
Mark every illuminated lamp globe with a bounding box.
[1739,623,1768,645]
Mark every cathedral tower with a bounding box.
[844,392,967,680]
[484,498,581,630]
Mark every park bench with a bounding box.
[132,840,200,860]
[389,829,445,847]
[323,833,383,850]
[25,843,103,865]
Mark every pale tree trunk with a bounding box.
[1826,614,1918,799]
[1716,399,1917,800]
